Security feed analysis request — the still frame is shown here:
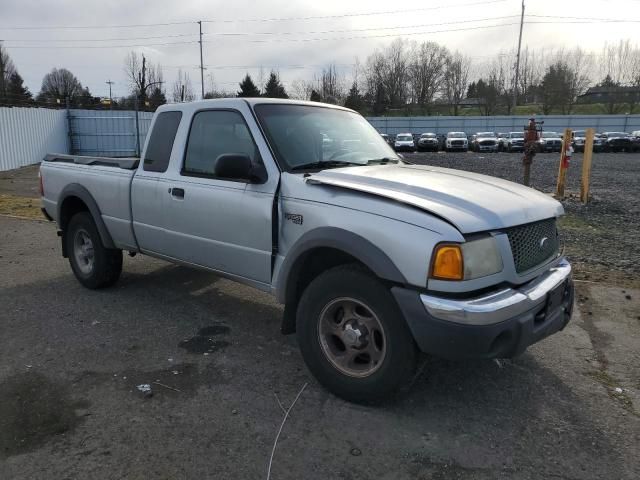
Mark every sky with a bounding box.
[1,0,639,100]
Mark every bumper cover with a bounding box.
[395,145,416,151]
[392,259,574,359]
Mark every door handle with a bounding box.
[170,187,185,199]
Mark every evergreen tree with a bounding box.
[466,81,478,98]
[344,81,364,111]
[148,86,167,110]
[263,71,288,98]
[237,73,261,97]
[6,71,31,104]
[309,89,322,102]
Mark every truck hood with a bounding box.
[306,164,563,233]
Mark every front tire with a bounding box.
[65,212,123,289]
[296,265,418,403]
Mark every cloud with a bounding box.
[1,0,638,98]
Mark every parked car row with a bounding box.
[380,130,640,153]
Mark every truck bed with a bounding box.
[40,153,138,251]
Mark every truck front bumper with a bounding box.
[392,259,574,359]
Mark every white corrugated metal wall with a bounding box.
[0,107,69,171]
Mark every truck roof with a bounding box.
[156,97,354,113]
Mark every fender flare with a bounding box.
[275,227,407,304]
[58,183,115,249]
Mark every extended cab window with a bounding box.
[183,110,260,177]
[143,111,182,172]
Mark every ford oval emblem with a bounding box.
[539,237,548,249]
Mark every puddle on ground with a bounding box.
[179,324,231,354]
[0,372,87,458]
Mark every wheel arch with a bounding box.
[276,227,407,334]
[58,184,115,250]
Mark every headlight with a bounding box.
[430,237,503,281]
[461,236,503,279]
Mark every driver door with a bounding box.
[159,108,277,286]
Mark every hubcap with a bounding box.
[318,297,387,378]
[73,229,95,275]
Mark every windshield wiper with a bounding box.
[290,160,362,171]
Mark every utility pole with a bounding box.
[106,79,114,109]
[198,21,205,99]
[512,0,525,110]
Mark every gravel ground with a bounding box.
[405,151,640,284]
[1,162,640,478]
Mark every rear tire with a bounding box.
[65,212,122,289]
[296,265,418,403]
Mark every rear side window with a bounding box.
[143,111,182,172]
[183,110,261,177]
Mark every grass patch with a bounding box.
[0,194,43,220]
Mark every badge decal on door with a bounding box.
[284,213,303,225]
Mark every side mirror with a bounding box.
[214,153,266,183]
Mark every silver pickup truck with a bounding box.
[40,98,574,403]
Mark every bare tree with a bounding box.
[408,41,449,114]
[601,40,633,85]
[0,42,17,100]
[629,46,640,113]
[363,39,410,110]
[598,40,634,113]
[124,52,164,105]
[172,69,195,103]
[563,47,593,114]
[38,68,85,101]
[289,79,313,100]
[314,64,344,104]
[443,52,471,115]
[518,47,544,105]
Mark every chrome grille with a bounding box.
[451,140,464,146]
[506,218,559,273]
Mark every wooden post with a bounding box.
[556,128,572,198]
[580,128,595,203]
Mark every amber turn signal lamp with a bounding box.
[431,244,463,280]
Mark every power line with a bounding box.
[2,16,521,44]
[0,21,194,31]
[205,22,522,44]
[202,16,521,37]
[0,0,509,31]
[2,21,524,49]
[1,33,198,43]
[528,14,640,23]
[4,40,197,49]
[201,0,510,23]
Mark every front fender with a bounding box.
[274,227,407,304]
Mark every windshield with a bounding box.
[607,132,628,136]
[447,132,466,138]
[510,132,524,138]
[420,133,436,138]
[542,132,560,137]
[254,104,399,170]
[477,132,496,137]
[573,131,585,137]
[396,135,413,141]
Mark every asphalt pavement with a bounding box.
[0,215,638,479]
